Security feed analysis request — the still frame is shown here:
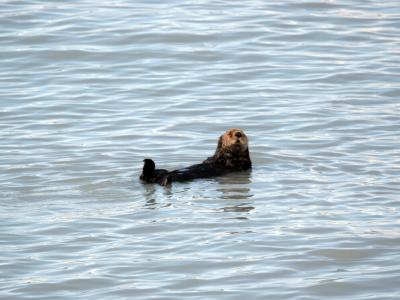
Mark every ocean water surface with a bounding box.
[1,0,400,299]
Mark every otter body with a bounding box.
[140,128,251,186]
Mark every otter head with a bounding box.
[218,128,249,153]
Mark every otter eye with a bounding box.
[235,132,242,138]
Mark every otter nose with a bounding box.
[235,132,242,138]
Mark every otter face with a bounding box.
[220,128,249,152]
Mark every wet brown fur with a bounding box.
[203,128,251,170]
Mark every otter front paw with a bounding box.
[161,175,172,186]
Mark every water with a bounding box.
[1,0,400,299]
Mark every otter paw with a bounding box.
[161,175,172,186]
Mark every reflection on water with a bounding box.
[222,205,254,213]
[217,171,253,200]
[141,171,254,208]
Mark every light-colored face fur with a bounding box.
[219,128,248,152]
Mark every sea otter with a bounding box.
[140,128,251,186]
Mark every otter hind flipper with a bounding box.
[140,158,168,183]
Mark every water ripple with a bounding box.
[1,0,400,299]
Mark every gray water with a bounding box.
[1,0,400,299]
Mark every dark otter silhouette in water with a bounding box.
[140,128,251,186]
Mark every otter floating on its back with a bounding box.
[140,128,252,186]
